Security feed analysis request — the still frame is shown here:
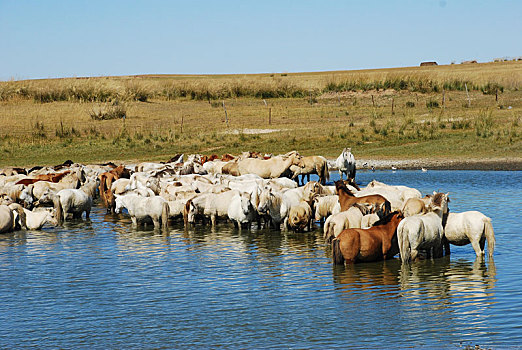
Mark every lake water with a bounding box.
[1,170,521,349]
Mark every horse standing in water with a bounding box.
[335,148,356,180]
[444,211,495,258]
[332,211,404,264]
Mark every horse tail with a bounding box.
[162,201,169,231]
[183,199,192,227]
[98,174,107,205]
[483,216,495,258]
[321,160,329,185]
[54,194,64,226]
[332,238,345,265]
[323,216,332,242]
[398,225,410,262]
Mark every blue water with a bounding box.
[0,170,521,349]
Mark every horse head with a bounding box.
[240,193,253,215]
[257,188,272,214]
[114,195,125,214]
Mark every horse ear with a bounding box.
[433,191,437,195]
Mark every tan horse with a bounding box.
[287,200,313,232]
[402,195,431,217]
[290,156,329,185]
[335,180,390,216]
[332,211,404,264]
[237,153,303,179]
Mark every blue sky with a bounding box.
[0,0,520,80]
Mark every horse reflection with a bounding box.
[399,256,496,303]
[332,259,402,296]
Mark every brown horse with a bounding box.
[335,180,390,216]
[99,165,132,211]
[332,211,404,264]
[15,170,72,186]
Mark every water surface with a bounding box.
[0,170,520,349]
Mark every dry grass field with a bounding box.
[0,61,520,167]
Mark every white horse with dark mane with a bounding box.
[115,194,169,230]
[335,148,356,180]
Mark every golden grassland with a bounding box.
[0,61,520,167]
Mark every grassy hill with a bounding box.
[0,61,520,167]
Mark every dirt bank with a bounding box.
[330,157,522,171]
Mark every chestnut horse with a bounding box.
[332,211,404,264]
[99,165,132,212]
[335,180,390,216]
[15,170,72,186]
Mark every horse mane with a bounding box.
[334,180,354,196]
[27,166,43,174]
[372,211,401,226]
[430,192,446,207]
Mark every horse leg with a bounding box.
[210,215,216,229]
[479,236,486,255]
[434,243,444,259]
[411,248,419,261]
[471,239,484,257]
[85,209,90,219]
[442,236,451,256]
[131,216,137,227]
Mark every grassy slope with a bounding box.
[0,61,520,167]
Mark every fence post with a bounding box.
[465,83,471,107]
[371,95,375,107]
[180,115,184,133]
[269,107,272,125]
[222,101,229,127]
[391,98,395,115]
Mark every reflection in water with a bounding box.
[333,259,402,296]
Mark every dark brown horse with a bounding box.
[335,180,390,216]
[332,211,404,264]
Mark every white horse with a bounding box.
[397,192,449,262]
[335,148,356,180]
[323,205,366,242]
[186,190,238,228]
[444,211,495,258]
[0,204,15,233]
[313,195,340,223]
[115,194,169,230]
[257,187,292,229]
[23,207,57,230]
[39,188,92,225]
[227,192,256,230]
[361,213,380,228]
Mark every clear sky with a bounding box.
[0,0,520,80]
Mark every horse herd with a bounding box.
[0,148,495,265]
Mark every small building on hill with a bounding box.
[420,61,438,66]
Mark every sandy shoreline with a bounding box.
[328,157,522,171]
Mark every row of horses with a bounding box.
[0,148,494,266]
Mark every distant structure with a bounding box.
[420,61,438,66]
[461,60,478,64]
